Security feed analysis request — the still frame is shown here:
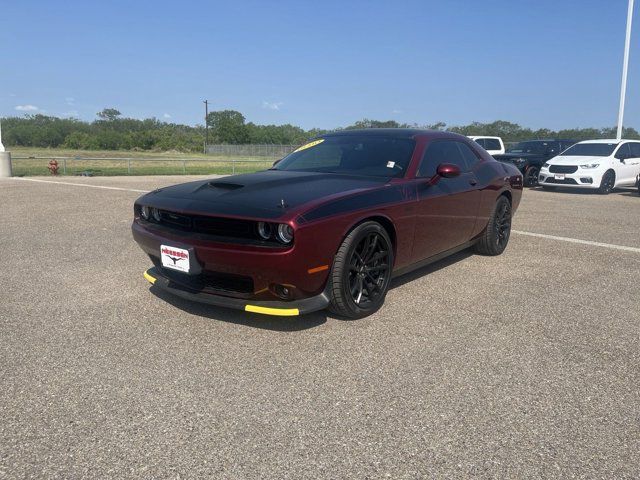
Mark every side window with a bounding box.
[629,143,640,158]
[457,142,480,168]
[615,143,631,159]
[484,139,501,150]
[418,140,466,177]
[474,138,486,148]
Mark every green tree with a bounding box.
[97,108,122,121]
[206,110,249,144]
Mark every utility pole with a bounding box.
[203,99,209,153]
[617,0,634,140]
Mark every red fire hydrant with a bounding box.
[48,159,59,175]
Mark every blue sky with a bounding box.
[1,0,638,130]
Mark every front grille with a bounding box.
[157,210,254,237]
[155,262,254,295]
[545,177,578,185]
[549,165,578,174]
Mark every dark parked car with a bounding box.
[495,139,576,187]
[132,129,523,319]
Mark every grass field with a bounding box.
[9,147,276,176]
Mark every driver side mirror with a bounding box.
[436,163,461,178]
[272,158,282,167]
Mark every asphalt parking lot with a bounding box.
[1,176,639,478]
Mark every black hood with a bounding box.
[494,152,542,161]
[139,170,388,220]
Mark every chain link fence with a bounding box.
[11,156,276,176]
[205,144,298,158]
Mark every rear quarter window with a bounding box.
[483,139,501,150]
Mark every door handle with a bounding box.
[469,179,478,186]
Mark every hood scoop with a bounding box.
[207,181,244,191]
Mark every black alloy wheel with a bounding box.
[524,166,540,187]
[474,196,512,256]
[494,199,512,250]
[329,222,393,319]
[598,170,615,195]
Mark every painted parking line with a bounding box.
[7,177,640,254]
[8,176,150,193]
[513,230,640,254]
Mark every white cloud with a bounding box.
[15,104,39,111]
[62,110,79,118]
[392,109,403,114]
[9,93,16,97]
[262,101,283,111]
[65,97,75,105]
[163,113,171,119]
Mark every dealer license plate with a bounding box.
[554,174,565,180]
[160,245,190,273]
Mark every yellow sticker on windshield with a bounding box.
[294,139,324,152]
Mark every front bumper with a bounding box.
[132,220,334,302]
[144,267,330,316]
[538,169,603,189]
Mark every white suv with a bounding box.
[468,136,505,155]
[539,139,640,194]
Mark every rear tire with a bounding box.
[474,196,512,256]
[523,166,539,187]
[328,222,394,319]
[598,170,615,194]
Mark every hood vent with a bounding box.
[208,181,244,190]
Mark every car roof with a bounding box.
[577,138,639,144]
[518,139,575,142]
[468,136,502,140]
[320,128,465,140]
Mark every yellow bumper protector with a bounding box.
[143,270,157,285]
[245,305,299,316]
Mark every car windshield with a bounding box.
[506,141,550,154]
[274,135,416,178]
[560,143,617,157]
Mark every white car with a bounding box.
[468,136,505,155]
[538,139,640,194]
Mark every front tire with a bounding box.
[598,170,615,194]
[474,196,512,256]
[329,222,393,319]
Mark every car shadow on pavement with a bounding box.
[390,249,475,290]
[149,286,328,331]
[533,186,637,196]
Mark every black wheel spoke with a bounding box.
[362,234,378,262]
[366,251,388,265]
[366,263,388,272]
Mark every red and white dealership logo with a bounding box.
[161,247,187,259]
[160,245,190,273]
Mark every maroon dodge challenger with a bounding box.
[133,129,523,319]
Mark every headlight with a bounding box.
[140,205,150,220]
[257,222,272,240]
[580,163,600,169]
[151,208,161,222]
[542,163,550,169]
[276,223,294,244]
